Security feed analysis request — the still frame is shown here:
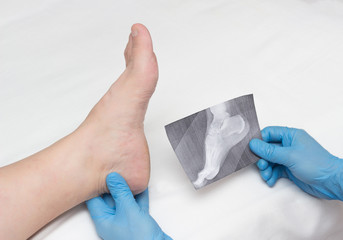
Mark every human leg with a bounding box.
[0,23,157,239]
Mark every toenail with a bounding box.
[131,29,138,37]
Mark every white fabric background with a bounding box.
[1,0,343,239]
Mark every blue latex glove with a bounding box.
[249,126,343,200]
[86,172,172,240]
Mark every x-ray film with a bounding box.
[165,94,262,189]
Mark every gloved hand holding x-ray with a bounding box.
[250,126,343,200]
[165,93,343,202]
[165,94,261,189]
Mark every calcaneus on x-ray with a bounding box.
[193,103,250,188]
[165,94,261,189]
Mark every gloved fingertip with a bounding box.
[261,167,272,181]
[135,189,149,212]
[249,138,261,151]
[86,197,109,219]
[267,178,276,187]
[261,128,269,141]
[106,173,135,207]
[257,159,268,170]
[266,166,284,187]
[106,172,125,188]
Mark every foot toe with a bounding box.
[123,23,158,99]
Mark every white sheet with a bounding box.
[1,0,343,239]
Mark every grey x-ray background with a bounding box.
[165,94,262,188]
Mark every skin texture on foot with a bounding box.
[0,23,158,239]
[80,23,158,195]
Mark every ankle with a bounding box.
[75,122,150,196]
[65,125,108,198]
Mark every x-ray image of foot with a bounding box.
[165,94,261,189]
[193,104,250,189]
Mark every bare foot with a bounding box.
[0,24,157,239]
[79,24,158,195]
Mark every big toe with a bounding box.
[129,24,154,60]
[124,24,158,92]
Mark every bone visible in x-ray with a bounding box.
[193,104,249,188]
[165,94,261,189]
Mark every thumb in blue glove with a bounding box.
[86,172,172,240]
[249,126,343,200]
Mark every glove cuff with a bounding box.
[330,156,343,201]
